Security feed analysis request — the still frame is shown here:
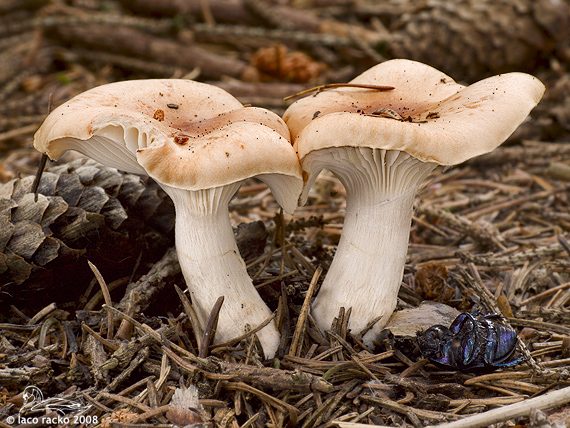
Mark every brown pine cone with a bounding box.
[386,0,570,81]
[0,158,174,317]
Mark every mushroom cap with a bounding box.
[284,59,545,165]
[34,79,302,192]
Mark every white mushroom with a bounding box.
[283,59,545,346]
[34,79,303,358]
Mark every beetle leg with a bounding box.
[491,356,521,367]
[482,313,504,321]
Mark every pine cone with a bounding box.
[387,0,570,81]
[0,158,174,316]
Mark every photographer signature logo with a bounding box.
[20,386,84,415]
[5,386,94,426]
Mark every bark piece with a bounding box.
[7,220,45,260]
[0,213,15,252]
[52,24,247,80]
[11,193,50,223]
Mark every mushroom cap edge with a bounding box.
[290,71,545,166]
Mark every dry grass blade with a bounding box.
[290,266,323,357]
[81,323,119,351]
[199,295,224,358]
[30,153,47,201]
[210,311,277,351]
[27,302,56,325]
[283,83,395,101]
[335,423,393,428]
[88,260,114,340]
[226,382,299,427]
[174,284,203,348]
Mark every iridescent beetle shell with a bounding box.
[416,311,519,371]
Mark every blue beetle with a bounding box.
[416,311,520,371]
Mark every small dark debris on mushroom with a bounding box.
[167,103,179,109]
[174,134,190,145]
[369,108,405,121]
[153,109,165,121]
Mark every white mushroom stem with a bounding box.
[306,147,436,345]
[162,183,280,357]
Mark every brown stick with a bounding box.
[422,385,570,428]
[52,24,247,79]
[289,266,323,357]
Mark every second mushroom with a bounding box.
[283,59,545,346]
[34,79,303,358]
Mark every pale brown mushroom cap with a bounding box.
[34,79,301,197]
[33,79,301,355]
[284,59,545,165]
